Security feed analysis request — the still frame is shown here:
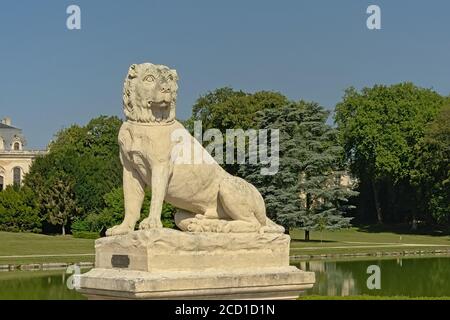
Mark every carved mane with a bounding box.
[122,63,178,124]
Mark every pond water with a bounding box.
[295,256,450,297]
[0,270,86,300]
[0,257,449,299]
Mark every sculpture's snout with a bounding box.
[160,83,171,93]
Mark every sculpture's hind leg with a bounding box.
[195,207,220,220]
[175,209,260,233]
[174,210,196,231]
[218,176,265,226]
[175,175,270,233]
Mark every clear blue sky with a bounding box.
[1,0,449,149]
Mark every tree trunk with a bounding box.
[372,180,383,224]
[411,209,418,231]
[411,218,418,231]
[305,194,311,242]
[62,225,66,236]
[304,230,310,241]
[410,188,418,231]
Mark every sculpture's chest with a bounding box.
[119,123,175,165]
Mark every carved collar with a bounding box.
[126,120,176,127]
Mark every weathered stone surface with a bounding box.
[95,229,290,272]
[20,264,41,271]
[78,228,316,299]
[77,267,315,300]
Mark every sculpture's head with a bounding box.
[123,63,179,123]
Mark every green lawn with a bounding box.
[299,295,450,300]
[0,232,95,265]
[1,227,450,265]
[290,227,450,258]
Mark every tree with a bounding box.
[335,83,446,225]
[188,87,288,131]
[412,105,450,226]
[25,116,123,229]
[186,87,289,175]
[40,176,81,235]
[0,186,41,233]
[240,102,357,240]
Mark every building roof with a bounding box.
[0,123,18,129]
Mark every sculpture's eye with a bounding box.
[167,75,174,81]
[144,75,155,82]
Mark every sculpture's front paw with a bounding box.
[139,217,163,230]
[106,224,133,237]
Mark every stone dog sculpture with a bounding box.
[106,63,284,236]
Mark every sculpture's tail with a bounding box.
[260,218,285,234]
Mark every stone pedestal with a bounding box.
[76,229,315,300]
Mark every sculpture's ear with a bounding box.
[128,64,138,79]
[171,69,179,81]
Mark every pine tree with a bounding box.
[240,101,358,240]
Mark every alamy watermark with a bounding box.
[65,5,381,31]
[66,264,81,290]
[367,5,381,30]
[366,265,381,290]
[66,5,81,30]
[171,121,280,176]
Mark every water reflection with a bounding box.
[296,256,450,297]
[1,257,449,299]
[0,270,86,300]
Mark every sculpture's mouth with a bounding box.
[147,100,171,108]
[146,100,172,122]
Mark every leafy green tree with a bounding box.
[240,102,357,240]
[335,83,446,225]
[188,87,288,131]
[412,105,450,225]
[186,87,289,174]
[40,176,81,235]
[25,116,123,222]
[0,186,41,233]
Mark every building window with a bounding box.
[13,142,21,151]
[0,139,4,151]
[13,167,21,187]
[0,176,4,191]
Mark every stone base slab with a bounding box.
[76,266,315,300]
[77,229,316,299]
[94,229,291,272]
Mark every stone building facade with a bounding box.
[0,117,47,190]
